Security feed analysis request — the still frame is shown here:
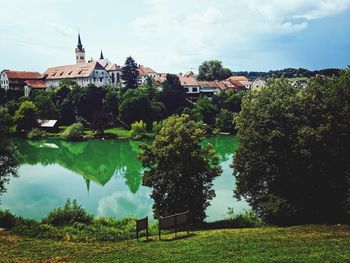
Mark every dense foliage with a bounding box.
[121,56,140,89]
[42,199,93,226]
[234,69,350,225]
[14,101,38,133]
[234,68,341,80]
[160,74,186,115]
[197,60,232,81]
[138,115,222,223]
[62,123,84,141]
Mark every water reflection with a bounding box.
[0,136,248,222]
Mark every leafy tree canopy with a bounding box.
[233,69,350,225]
[138,114,222,223]
[198,60,232,81]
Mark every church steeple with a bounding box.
[100,50,104,60]
[75,33,86,64]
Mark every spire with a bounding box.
[85,178,90,193]
[77,33,84,51]
[100,50,104,60]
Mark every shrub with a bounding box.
[227,208,263,228]
[0,210,17,229]
[42,199,93,226]
[62,123,84,141]
[27,128,47,140]
[130,120,147,139]
[151,121,162,134]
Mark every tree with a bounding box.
[216,109,233,132]
[30,90,58,119]
[119,88,152,125]
[138,114,222,223]
[14,101,38,133]
[160,74,186,115]
[198,60,232,81]
[233,71,350,225]
[91,111,109,134]
[0,107,18,201]
[121,56,140,89]
[191,96,218,126]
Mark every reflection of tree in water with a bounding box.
[0,139,18,199]
[13,136,238,195]
[203,136,239,162]
[14,139,143,194]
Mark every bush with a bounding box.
[151,121,162,134]
[0,210,17,229]
[130,120,147,139]
[42,199,93,226]
[62,123,84,141]
[227,208,263,228]
[27,128,47,140]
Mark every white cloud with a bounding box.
[132,0,350,72]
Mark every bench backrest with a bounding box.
[159,211,189,230]
[136,216,148,232]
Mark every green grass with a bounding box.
[105,127,132,138]
[1,225,349,262]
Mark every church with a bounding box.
[44,34,122,88]
[1,33,158,96]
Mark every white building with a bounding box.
[44,61,110,88]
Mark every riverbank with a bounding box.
[1,225,349,262]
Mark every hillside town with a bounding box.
[0,34,270,99]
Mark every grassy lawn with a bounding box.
[1,225,349,262]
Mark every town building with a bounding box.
[0,70,46,96]
[138,65,158,83]
[251,77,267,91]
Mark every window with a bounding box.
[192,87,198,92]
[68,71,73,75]
[100,78,103,82]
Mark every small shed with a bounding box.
[37,119,58,132]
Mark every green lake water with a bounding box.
[0,136,249,222]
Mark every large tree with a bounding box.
[160,74,186,115]
[121,56,140,89]
[138,114,222,223]
[233,70,350,225]
[198,60,232,81]
[14,101,38,133]
[119,88,152,126]
[0,106,18,200]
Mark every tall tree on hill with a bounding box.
[160,74,186,115]
[198,60,232,81]
[121,56,140,89]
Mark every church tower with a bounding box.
[75,33,86,64]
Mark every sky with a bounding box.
[0,0,349,73]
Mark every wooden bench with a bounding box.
[136,216,149,241]
[158,211,190,240]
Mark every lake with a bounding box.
[0,136,249,222]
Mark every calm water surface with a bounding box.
[1,136,248,222]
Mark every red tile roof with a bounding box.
[179,76,199,86]
[25,79,47,89]
[227,76,249,82]
[138,65,157,75]
[44,61,105,80]
[4,70,41,79]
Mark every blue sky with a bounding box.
[0,0,349,73]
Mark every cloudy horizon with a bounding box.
[1,0,349,73]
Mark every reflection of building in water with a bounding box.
[15,139,143,194]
